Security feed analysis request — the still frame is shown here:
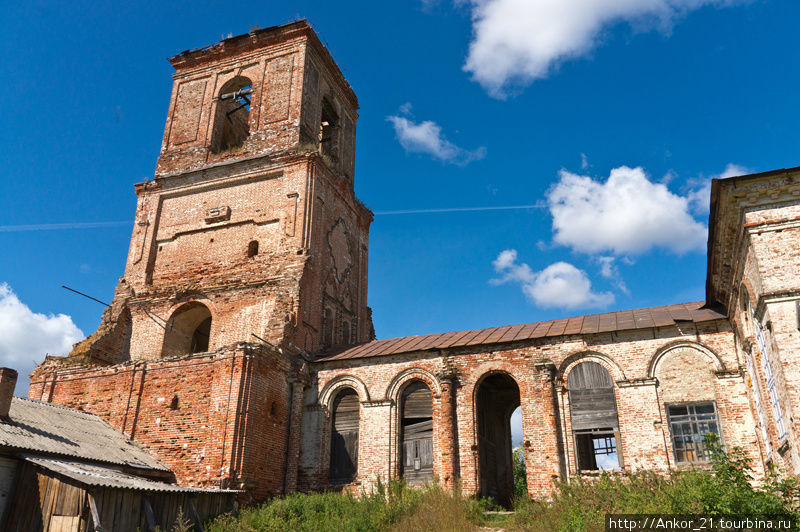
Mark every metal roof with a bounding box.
[0,397,168,471]
[24,456,236,494]
[316,301,726,362]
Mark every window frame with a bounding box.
[665,400,723,465]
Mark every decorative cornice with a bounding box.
[616,377,658,388]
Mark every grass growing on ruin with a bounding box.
[205,436,800,532]
[205,479,492,532]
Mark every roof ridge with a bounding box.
[12,397,102,419]
[314,300,725,362]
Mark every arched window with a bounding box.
[400,381,433,484]
[330,388,359,484]
[568,361,620,471]
[162,302,212,357]
[211,76,252,153]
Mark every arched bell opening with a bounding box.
[210,76,252,153]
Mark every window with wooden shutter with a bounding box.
[568,361,621,471]
[330,389,359,484]
[400,381,433,483]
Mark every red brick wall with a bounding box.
[29,344,302,501]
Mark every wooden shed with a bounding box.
[0,388,237,531]
[6,456,235,531]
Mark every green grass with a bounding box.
[204,435,800,532]
[206,480,491,532]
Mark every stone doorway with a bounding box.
[476,372,521,508]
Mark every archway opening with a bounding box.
[476,373,520,508]
[400,381,433,484]
[568,361,620,471]
[330,388,359,485]
[211,76,252,153]
[162,302,212,357]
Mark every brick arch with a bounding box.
[461,363,525,401]
[385,368,442,402]
[319,375,370,410]
[162,298,216,357]
[648,341,725,379]
[165,295,217,320]
[465,367,525,438]
[559,351,626,384]
[471,368,520,396]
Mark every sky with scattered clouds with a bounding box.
[1,0,799,412]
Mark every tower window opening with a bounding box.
[320,98,339,160]
[162,302,213,357]
[247,240,259,258]
[211,76,252,153]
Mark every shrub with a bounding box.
[508,434,800,531]
[205,479,488,532]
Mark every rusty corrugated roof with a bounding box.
[316,301,725,362]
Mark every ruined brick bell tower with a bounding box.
[30,21,373,497]
[129,20,373,359]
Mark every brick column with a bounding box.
[526,362,561,499]
[283,378,306,493]
[437,375,459,488]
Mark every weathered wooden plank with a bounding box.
[402,383,432,419]
[569,361,613,389]
[332,391,360,432]
[87,492,105,532]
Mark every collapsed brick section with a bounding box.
[28,21,800,505]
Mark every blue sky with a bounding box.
[1,0,799,396]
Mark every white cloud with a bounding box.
[462,0,743,97]
[492,250,614,309]
[596,256,629,295]
[547,166,708,255]
[0,283,83,396]
[687,163,748,214]
[387,104,486,166]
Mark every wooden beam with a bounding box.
[87,492,106,532]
